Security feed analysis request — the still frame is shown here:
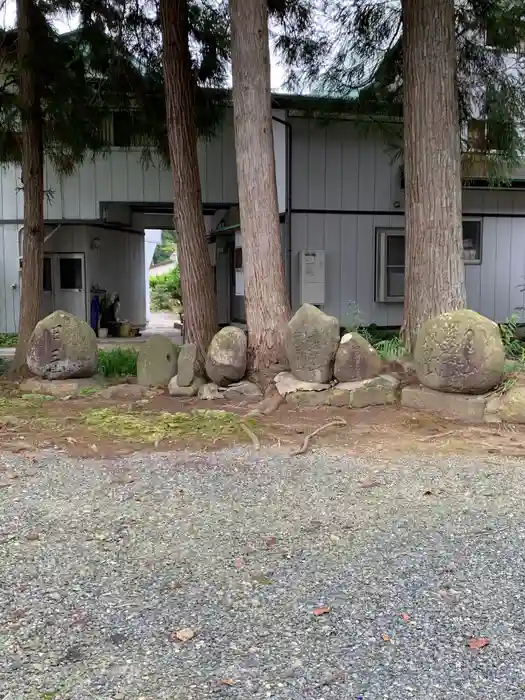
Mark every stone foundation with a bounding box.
[282,374,400,409]
[401,385,488,422]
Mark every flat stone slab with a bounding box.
[223,381,263,401]
[20,377,102,398]
[198,383,222,400]
[284,375,399,409]
[335,375,399,408]
[169,375,205,397]
[286,390,331,407]
[99,384,152,400]
[485,386,525,424]
[401,384,488,422]
[275,372,330,397]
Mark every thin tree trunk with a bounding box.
[229,0,291,372]
[402,0,466,352]
[11,0,44,376]
[159,0,217,371]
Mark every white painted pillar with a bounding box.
[144,229,163,325]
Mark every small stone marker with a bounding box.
[274,371,329,396]
[334,332,382,382]
[285,304,339,383]
[177,343,198,387]
[205,327,247,386]
[137,335,178,387]
[27,311,98,379]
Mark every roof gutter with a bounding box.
[271,113,293,303]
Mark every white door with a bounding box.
[53,254,86,320]
[36,254,86,321]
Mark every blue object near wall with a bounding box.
[90,295,100,333]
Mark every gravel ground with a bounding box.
[2,447,525,699]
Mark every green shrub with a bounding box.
[341,321,406,360]
[0,333,18,347]
[344,315,525,364]
[149,267,182,311]
[97,348,138,377]
[499,315,524,359]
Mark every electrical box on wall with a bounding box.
[299,250,325,305]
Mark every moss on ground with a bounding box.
[0,392,260,450]
[0,394,54,413]
[83,407,256,444]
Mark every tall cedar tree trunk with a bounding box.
[12,0,45,376]
[159,0,217,370]
[229,0,291,371]
[402,0,466,352]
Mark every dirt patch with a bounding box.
[0,379,524,460]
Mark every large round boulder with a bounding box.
[206,326,247,386]
[414,309,505,394]
[27,310,98,379]
[137,335,179,387]
[285,303,339,383]
[334,331,382,382]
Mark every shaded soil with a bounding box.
[0,379,523,461]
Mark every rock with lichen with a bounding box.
[414,309,505,394]
[27,311,98,379]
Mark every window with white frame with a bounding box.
[375,219,482,302]
[462,218,483,261]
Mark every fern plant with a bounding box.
[374,336,406,360]
[499,314,523,359]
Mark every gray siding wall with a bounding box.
[290,117,401,212]
[0,109,288,223]
[0,119,238,222]
[290,116,525,325]
[291,212,405,326]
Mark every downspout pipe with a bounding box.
[271,114,293,305]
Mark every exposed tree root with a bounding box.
[240,421,260,450]
[246,385,284,418]
[418,430,455,442]
[291,418,348,456]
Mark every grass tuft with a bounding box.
[20,393,54,401]
[97,348,138,377]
